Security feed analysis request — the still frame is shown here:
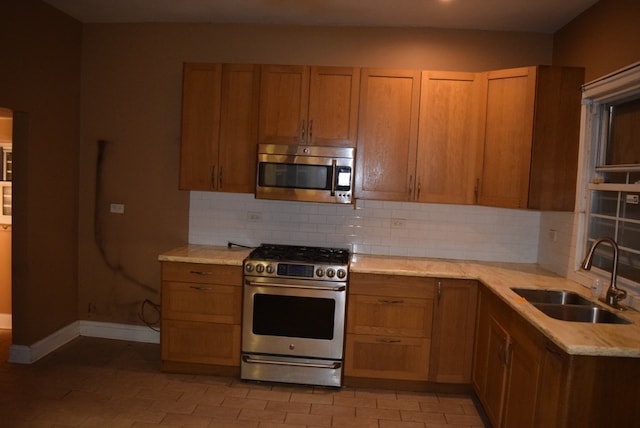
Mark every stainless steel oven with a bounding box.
[241,244,349,387]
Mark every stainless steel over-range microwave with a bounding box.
[256,144,354,204]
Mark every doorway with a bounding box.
[0,107,12,331]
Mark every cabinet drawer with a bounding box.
[345,334,430,380]
[347,293,433,337]
[162,282,242,324]
[161,320,241,366]
[161,262,241,285]
[349,273,435,298]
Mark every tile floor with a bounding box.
[0,329,487,427]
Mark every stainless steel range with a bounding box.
[241,244,350,387]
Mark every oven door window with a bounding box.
[258,162,332,190]
[252,294,335,340]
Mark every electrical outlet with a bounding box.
[110,203,125,214]
[247,211,262,221]
[548,229,557,242]
[391,218,406,228]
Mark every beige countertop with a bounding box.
[159,245,640,358]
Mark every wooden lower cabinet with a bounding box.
[161,262,242,374]
[473,284,640,427]
[473,285,543,428]
[345,273,434,384]
[345,273,478,390]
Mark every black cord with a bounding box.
[138,299,161,332]
[227,241,256,249]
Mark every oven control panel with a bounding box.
[244,262,347,281]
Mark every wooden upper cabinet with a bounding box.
[355,68,421,201]
[477,66,584,210]
[180,63,222,191]
[179,63,260,192]
[416,71,481,204]
[217,64,260,193]
[258,65,359,147]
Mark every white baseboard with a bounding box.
[8,321,160,364]
[0,313,11,329]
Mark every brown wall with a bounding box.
[77,23,554,325]
[3,0,639,344]
[553,0,640,82]
[0,0,81,344]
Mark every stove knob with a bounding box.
[256,264,265,273]
[337,269,347,279]
[315,267,324,277]
[327,268,336,278]
[245,263,254,273]
[266,264,275,274]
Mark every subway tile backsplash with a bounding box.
[189,192,541,262]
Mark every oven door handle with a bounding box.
[242,355,342,370]
[245,280,346,292]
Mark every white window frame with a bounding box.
[577,62,640,292]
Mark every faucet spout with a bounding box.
[581,237,627,310]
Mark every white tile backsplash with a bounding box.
[189,192,541,262]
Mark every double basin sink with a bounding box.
[512,288,631,324]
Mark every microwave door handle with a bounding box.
[331,159,337,196]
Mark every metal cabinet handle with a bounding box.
[301,120,306,143]
[189,285,213,291]
[377,338,401,344]
[437,280,442,302]
[378,299,404,304]
[189,270,214,276]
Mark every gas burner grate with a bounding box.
[249,244,350,264]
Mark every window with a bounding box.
[582,63,640,286]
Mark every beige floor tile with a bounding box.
[0,331,487,428]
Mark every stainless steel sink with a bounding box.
[511,287,631,324]
[512,288,593,305]
[533,303,631,324]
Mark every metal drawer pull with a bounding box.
[189,286,213,291]
[377,338,402,344]
[378,299,404,304]
[190,270,214,276]
[242,355,341,369]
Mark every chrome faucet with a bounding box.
[581,237,627,310]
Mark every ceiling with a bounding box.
[42,0,599,33]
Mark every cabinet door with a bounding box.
[473,286,509,428]
[307,66,360,147]
[218,64,260,193]
[477,67,536,209]
[161,320,241,366]
[345,334,430,380]
[534,340,569,427]
[502,317,542,428]
[162,281,242,324]
[429,279,478,383]
[416,71,480,204]
[355,68,421,201]
[179,63,222,190]
[347,294,434,338]
[259,64,309,144]
[483,315,510,428]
